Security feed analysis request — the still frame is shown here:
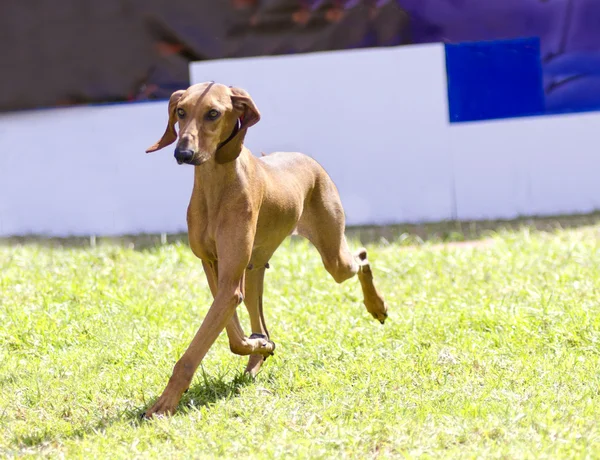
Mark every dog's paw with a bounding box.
[142,392,182,419]
[373,310,388,325]
[245,354,267,377]
[365,299,388,325]
[249,333,276,357]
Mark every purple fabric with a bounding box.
[396,0,600,112]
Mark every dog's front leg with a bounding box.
[143,278,244,418]
[144,230,253,418]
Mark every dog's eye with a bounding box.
[206,109,220,120]
[177,108,186,119]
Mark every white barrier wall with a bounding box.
[449,114,600,220]
[0,102,193,236]
[0,44,599,236]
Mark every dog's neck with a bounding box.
[193,145,255,191]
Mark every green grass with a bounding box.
[1,225,600,458]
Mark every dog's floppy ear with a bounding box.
[230,87,260,130]
[146,90,185,153]
[215,87,261,164]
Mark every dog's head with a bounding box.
[146,82,260,165]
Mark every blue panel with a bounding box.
[445,38,545,123]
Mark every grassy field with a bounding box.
[1,224,600,458]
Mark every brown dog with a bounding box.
[143,82,388,417]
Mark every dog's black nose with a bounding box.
[174,147,195,165]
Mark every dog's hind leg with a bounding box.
[352,247,388,324]
[297,176,388,324]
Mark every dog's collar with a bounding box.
[217,118,242,150]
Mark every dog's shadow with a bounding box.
[128,370,255,422]
[16,371,255,448]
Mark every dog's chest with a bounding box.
[187,208,217,261]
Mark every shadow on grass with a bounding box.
[130,370,255,422]
[12,371,254,450]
